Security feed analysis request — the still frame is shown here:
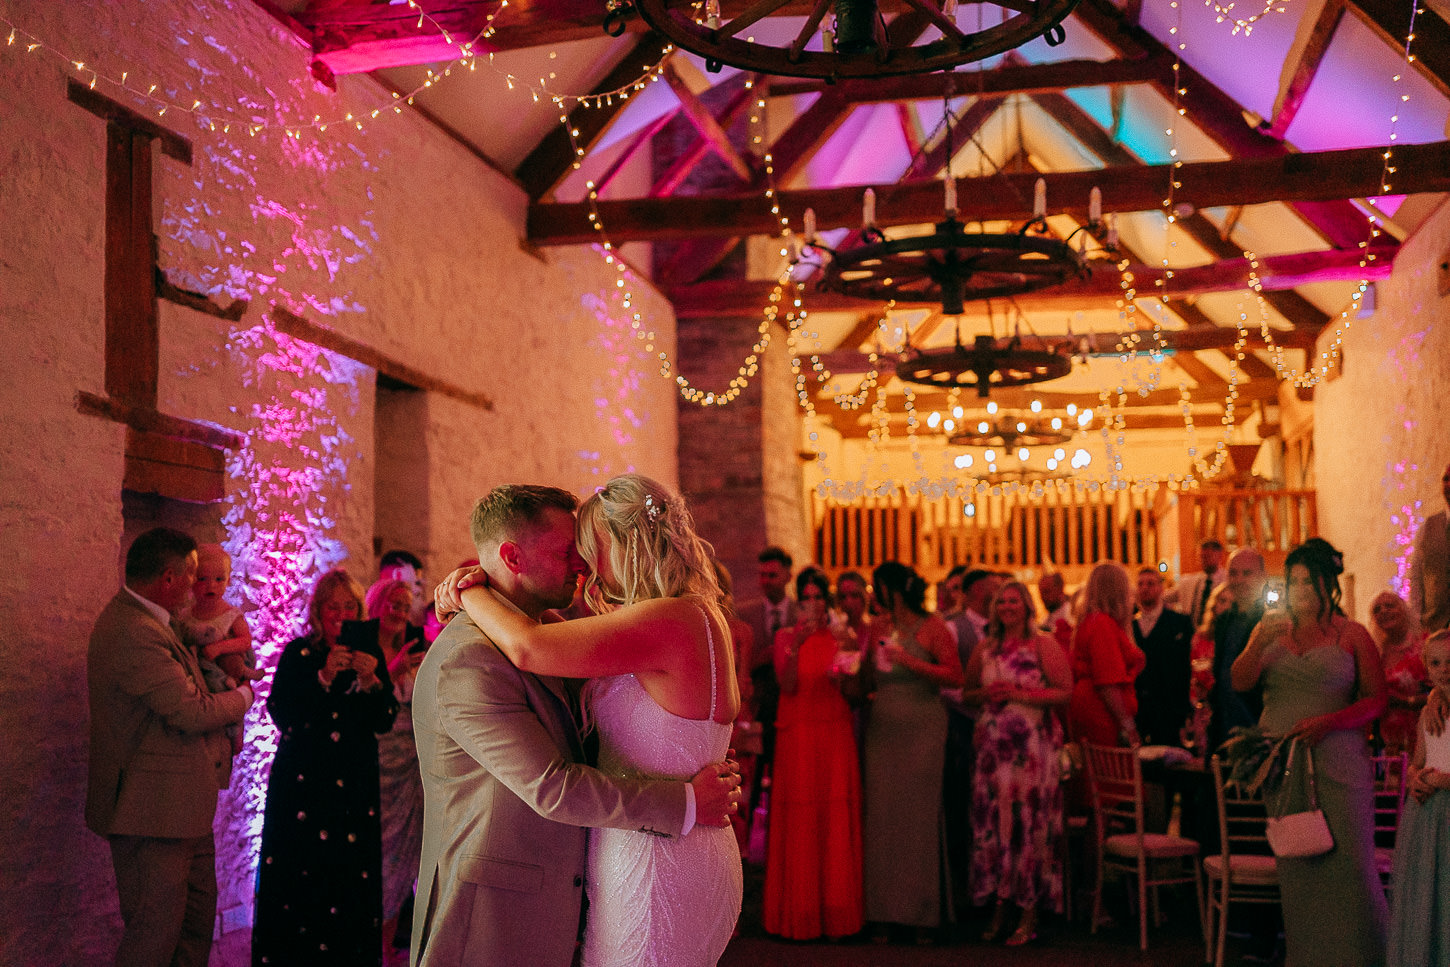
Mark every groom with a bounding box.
[411,484,741,967]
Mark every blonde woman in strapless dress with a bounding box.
[452,474,744,966]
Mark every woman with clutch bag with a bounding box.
[763,568,864,940]
[1230,538,1388,967]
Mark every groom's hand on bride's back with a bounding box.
[689,757,744,828]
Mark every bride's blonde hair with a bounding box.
[576,474,724,628]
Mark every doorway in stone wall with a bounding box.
[120,491,225,575]
[373,372,431,590]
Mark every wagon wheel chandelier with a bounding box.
[897,334,1074,397]
[620,0,1082,79]
[800,80,1106,396]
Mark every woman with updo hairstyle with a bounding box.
[1231,537,1388,967]
[446,473,744,966]
[253,568,398,967]
[861,561,964,943]
[1067,560,1146,749]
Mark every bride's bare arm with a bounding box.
[459,585,685,679]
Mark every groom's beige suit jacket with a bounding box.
[411,613,688,967]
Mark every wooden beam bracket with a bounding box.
[270,306,495,410]
[157,273,250,322]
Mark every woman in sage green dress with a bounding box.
[1231,538,1388,967]
[861,561,964,942]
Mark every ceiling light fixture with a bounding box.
[623,0,1082,79]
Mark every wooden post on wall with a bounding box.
[68,80,245,501]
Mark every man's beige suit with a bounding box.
[86,590,249,966]
[411,614,688,967]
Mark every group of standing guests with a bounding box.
[252,553,433,966]
[742,522,1450,967]
[747,553,1073,947]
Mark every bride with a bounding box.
[438,474,744,967]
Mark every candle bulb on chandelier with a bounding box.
[862,188,876,229]
[1105,212,1118,249]
[1089,186,1102,225]
[1034,178,1047,220]
[944,176,958,217]
[803,207,817,244]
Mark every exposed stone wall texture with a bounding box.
[0,2,676,963]
[1314,198,1450,620]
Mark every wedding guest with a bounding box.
[1387,630,1450,966]
[1168,538,1227,629]
[1037,571,1073,643]
[86,528,253,967]
[1370,590,1429,755]
[1409,462,1450,634]
[862,562,963,943]
[1068,561,1145,748]
[1231,538,1388,967]
[1206,547,1268,754]
[351,577,428,959]
[1132,566,1195,747]
[964,581,1071,947]
[253,569,397,967]
[764,569,864,940]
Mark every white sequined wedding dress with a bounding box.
[580,608,744,967]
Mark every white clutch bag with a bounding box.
[1264,739,1334,858]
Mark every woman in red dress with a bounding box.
[763,568,864,940]
[1068,561,1146,748]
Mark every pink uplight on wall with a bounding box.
[212,314,367,920]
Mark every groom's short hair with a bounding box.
[471,484,578,550]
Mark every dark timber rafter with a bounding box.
[527,140,1450,244]
[665,247,1393,318]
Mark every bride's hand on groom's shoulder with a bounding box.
[433,566,488,623]
[688,759,744,829]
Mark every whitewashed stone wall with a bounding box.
[1314,199,1450,620]
[0,1,677,963]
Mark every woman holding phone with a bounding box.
[253,569,398,966]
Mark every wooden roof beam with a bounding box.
[1071,0,1381,250]
[666,247,1389,317]
[515,31,666,200]
[766,55,1172,101]
[1267,0,1348,140]
[529,140,1450,243]
[1350,0,1450,98]
[660,64,754,183]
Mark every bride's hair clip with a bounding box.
[643,493,664,523]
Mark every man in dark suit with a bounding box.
[1132,566,1196,746]
[86,528,254,967]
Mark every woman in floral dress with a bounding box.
[963,580,1073,946]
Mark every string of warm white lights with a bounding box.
[1243,0,1418,387]
[568,79,806,406]
[1202,0,1292,35]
